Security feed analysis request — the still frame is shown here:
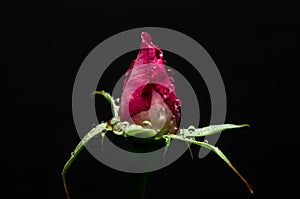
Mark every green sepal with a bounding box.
[163,132,253,194]
[62,123,108,199]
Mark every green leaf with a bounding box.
[163,134,253,194]
[181,124,249,138]
[92,91,119,117]
[62,123,108,199]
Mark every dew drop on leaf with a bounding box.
[120,121,129,131]
[188,125,195,132]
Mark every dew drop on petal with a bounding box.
[174,99,182,107]
[169,77,175,83]
[150,106,167,132]
[204,139,208,143]
[168,83,175,92]
[142,121,152,129]
[170,115,176,121]
[162,89,170,99]
[167,68,174,78]
[169,120,174,126]
[158,108,167,119]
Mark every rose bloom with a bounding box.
[119,32,181,137]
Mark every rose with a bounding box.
[63,31,253,199]
[118,32,181,136]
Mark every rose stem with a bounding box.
[133,172,151,199]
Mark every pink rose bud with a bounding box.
[119,32,181,136]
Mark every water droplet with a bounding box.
[174,99,182,107]
[168,84,175,92]
[159,108,167,118]
[179,129,184,135]
[150,106,167,132]
[153,65,157,70]
[71,152,74,156]
[110,117,119,125]
[164,60,167,64]
[167,68,174,77]
[170,115,176,121]
[120,121,129,130]
[173,127,178,132]
[142,121,152,128]
[113,129,123,135]
[163,89,169,95]
[162,89,170,99]
[188,125,196,132]
[204,140,208,143]
[169,120,174,126]
[115,98,120,106]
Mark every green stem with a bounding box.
[134,173,151,199]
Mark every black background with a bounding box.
[5,1,299,199]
